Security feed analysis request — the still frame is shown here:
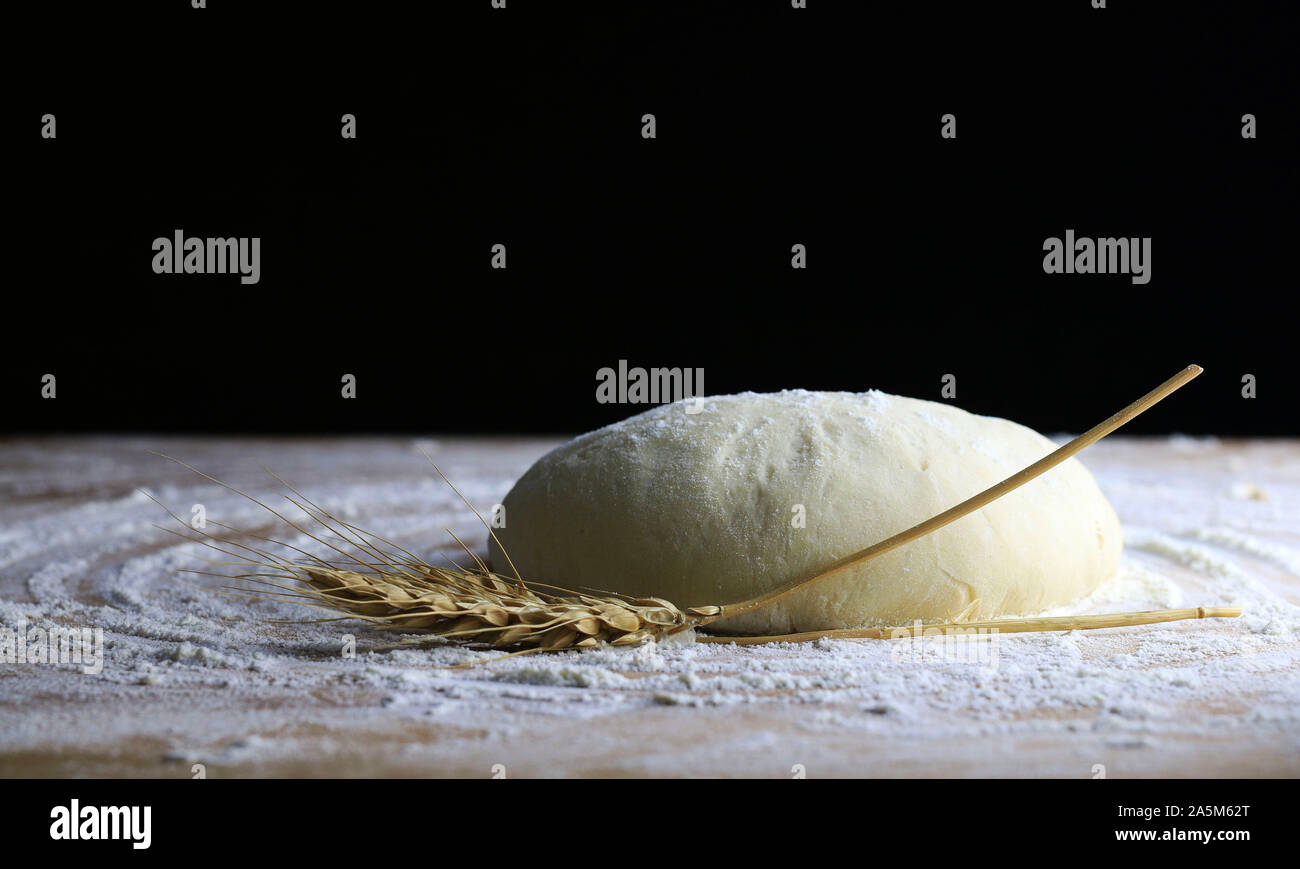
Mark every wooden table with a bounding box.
[1,435,1297,778]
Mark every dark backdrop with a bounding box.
[7,1,1296,436]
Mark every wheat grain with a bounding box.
[289,564,720,649]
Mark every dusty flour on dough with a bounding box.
[492,391,1122,633]
[0,436,1297,777]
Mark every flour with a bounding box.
[1,435,1298,777]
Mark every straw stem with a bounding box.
[698,606,1243,645]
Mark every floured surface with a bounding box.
[1,435,1298,778]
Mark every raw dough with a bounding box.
[489,390,1122,634]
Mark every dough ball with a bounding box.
[489,390,1122,634]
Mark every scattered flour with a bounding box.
[0,435,1297,777]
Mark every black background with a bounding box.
[7,1,1296,436]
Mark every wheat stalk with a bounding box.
[698,606,1245,645]
[151,364,1242,651]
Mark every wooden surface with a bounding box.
[1,435,1297,778]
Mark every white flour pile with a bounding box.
[0,435,1297,778]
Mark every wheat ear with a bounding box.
[147,454,715,651]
